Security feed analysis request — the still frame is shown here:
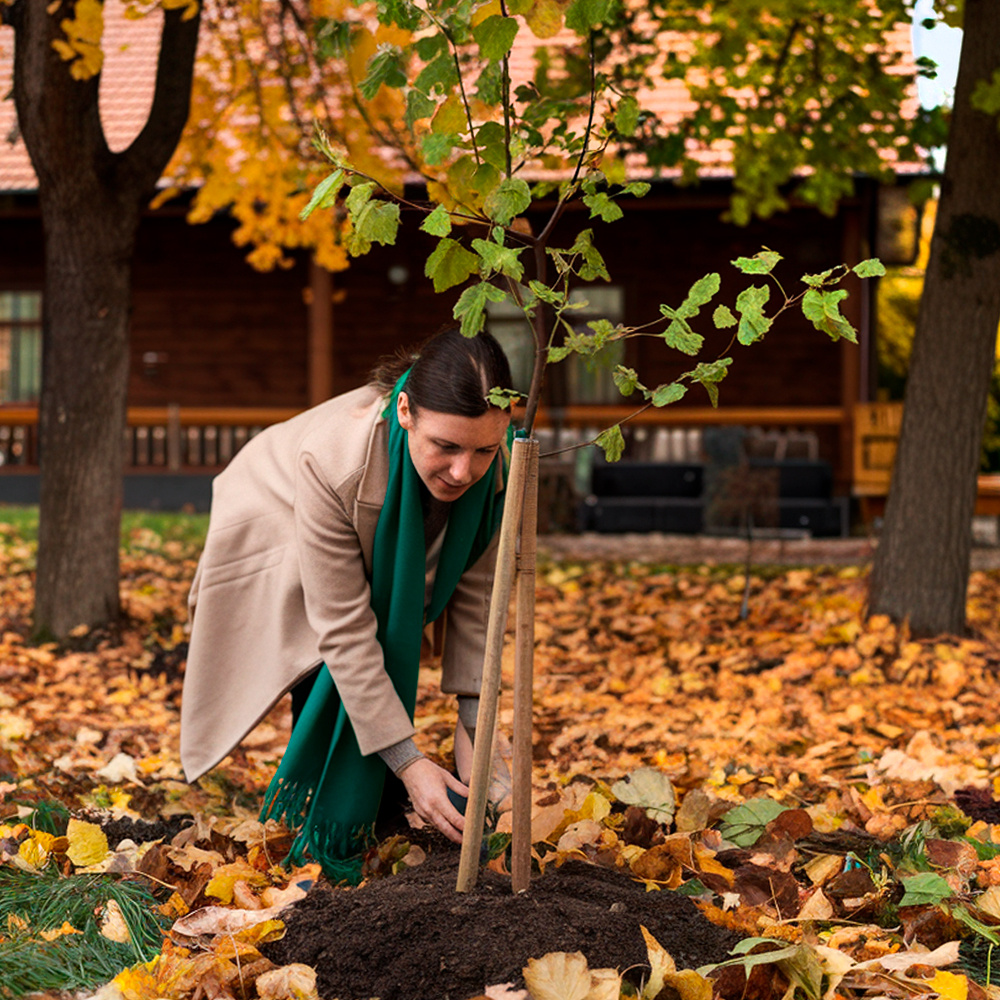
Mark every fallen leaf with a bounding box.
[523,951,593,1000]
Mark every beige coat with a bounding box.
[180,385,500,781]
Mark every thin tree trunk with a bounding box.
[10,0,201,636]
[869,0,1000,635]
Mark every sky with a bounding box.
[910,0,963,110]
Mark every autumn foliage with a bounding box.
[2,516,1000,998]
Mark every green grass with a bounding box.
[0,866,168,998]
[0,505,208,554]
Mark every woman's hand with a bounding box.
[398,757,468,843]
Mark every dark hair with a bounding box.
[370,327,514,418]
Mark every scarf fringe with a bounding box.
[261,774,372,885]
[260,773,317,830]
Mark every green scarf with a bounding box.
[260,373,508,882]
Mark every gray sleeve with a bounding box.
[378,737,423,775]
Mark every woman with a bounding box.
[180,329,514,877]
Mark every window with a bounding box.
[564,285,625,405]
[486,284,626,405]
[0,292,42,404]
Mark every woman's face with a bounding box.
[397,391,509,502]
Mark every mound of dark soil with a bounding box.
[264,856,740,1000]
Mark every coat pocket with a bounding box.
[198,545,287,590]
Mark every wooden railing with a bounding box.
[0,403,849,472]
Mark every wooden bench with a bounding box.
[854,401,1000,519]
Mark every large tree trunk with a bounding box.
[10,0,200,636]
[868,0,1000,636]
[34,199,137,634]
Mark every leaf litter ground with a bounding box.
[4,520,1000,999]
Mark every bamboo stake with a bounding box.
[511,439,539,893]
[456,437,530,892]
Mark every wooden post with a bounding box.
[511,439,539,893]
[308,259,334,406]
[456,438,530,893]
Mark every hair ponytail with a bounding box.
[370,327,513,417]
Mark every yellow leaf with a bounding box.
[100,899,132,944]
[664,970,713,1000]
[205,859,270,904]
[40,921,82,942]
[524,0,564,38]
[929,971,968,1000]
[432,93,467,136]
[66,818,110,867]
[255,963,320,1000]
[523,952,593,1000]
[471,0,502,27]
[586,968,622,1000]
[641,925,676,999]
[18,835,50,869]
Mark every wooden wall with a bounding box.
[1,185,870,421]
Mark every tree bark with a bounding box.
[11,0,200,636]
[868,0,1000,636]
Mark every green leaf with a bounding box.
[735,284,772,345]
[424,238,479,293]
[568,229,609,282]
[422,130,457,166]
[611,768,676,824]
[415,51,458,96]
[853,258,887,279]
[675,272,721,319]
[732,250,783,275]
[346,200,400,255]
[614,96,640,137]
[359,43,406,101]
[650,382,687,407]
[800,267,839,288]
[719,798,788,847]
[662,318,703,356]
[357,200,400,246]
[453,281,506,337]
[486,387,522,409]
[472,238,524,281]
[344,181,376,216]
[612,366,641,397]
[713,305,737,329]
[583,191,624,223]
[472,14,518,62]
[484,177,532,226]
[688,358,732,408]
[405,88,436,131]
[595,424,625,462]
[587,318,615,347]
[528,280,564,306]
[374,0,423,31]
[801,288,856,343]
[299,169,345,221]
[565,0,612,34]
[898,872,954,907]
[623,181,651,198]
[547,345,573,363]
[420,204,452,237]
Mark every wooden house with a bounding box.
[0,6,929,533]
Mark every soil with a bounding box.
[263,853,740,1000]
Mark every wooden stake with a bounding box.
[455,438,530,893]
[511,439,539,893]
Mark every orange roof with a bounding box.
[0,0,161,192]
[0,5,921,194]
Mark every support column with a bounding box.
[308,259,334,406]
